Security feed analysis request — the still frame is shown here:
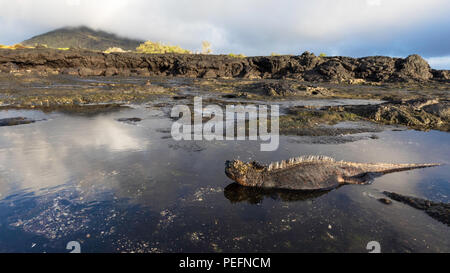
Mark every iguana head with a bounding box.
[225,160,265,187]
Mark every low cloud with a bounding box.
[0,0,449,67]
[427,56,450,70]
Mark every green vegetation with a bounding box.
[104,47,127,53]
[319,53,327,57]
[136,41,191,54]
[278,108,361,135]
[201,41,212,54]
[0,43,66,50]
[283,108,360,126]
[0,44,34,50]
[0,74,175,108]
[228,53,246,58]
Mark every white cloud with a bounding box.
[426,56,450,70]
[366,0,382,6]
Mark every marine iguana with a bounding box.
[225,156,440,190]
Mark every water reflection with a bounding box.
[224,183,331,204]
[0,113,149,198]
[0,105,449,253]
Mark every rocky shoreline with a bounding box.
[0,48,449,133]
[325,98,450,132]
[1,48,449,82]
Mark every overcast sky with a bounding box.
[1,0,449,68]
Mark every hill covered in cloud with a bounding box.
[22,26,143,51]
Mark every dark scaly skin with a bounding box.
[225,156,440,190]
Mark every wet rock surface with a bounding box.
[383,192,450,226]
[1,49,448,83]
[378,198,393,205]
[117,117,142,123]
[243,81,333,97]
[279,106,383,135]
[326,99,450,131]
[0,74,173,108]
[0,117,35,126]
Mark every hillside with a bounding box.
[22,26,144,51]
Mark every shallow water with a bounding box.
[0,103,449,253]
